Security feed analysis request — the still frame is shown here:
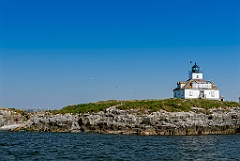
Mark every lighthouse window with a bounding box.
[196,75,199,78]
[189,91,193,96]
[211,91,215,97]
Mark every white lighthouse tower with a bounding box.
[173,63,220,100]
[189,63,203,80]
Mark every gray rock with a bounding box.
[0,107,240,135]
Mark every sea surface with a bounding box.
[0,132,239,161]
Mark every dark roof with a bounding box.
[192,63,199,69]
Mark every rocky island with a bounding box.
[1,99,240,135]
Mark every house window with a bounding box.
[211,91,215,97]
[189,91,193,96]
[196,75,199,78]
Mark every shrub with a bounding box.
[53,99,240,114]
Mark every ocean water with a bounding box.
[0,132,239,161]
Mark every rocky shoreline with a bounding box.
[0,106,240,135]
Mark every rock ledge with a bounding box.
[0,107,240,135]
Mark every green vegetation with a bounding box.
[52,98,240,115]
[52,100,120,114]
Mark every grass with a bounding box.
[52,100,120,114]
[52,98,240,114]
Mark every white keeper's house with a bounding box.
[173,63,220,100]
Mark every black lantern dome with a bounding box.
[192,63,200,73]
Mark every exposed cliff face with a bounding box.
[0,108,30,131]
[27,113,79,132]
[76,106,240,135]
[1,107,240,135]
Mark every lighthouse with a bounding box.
[189,63,203,79]
[173,63,220,100]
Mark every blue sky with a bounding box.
[0,0,239,109]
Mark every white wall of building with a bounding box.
[183,89,219,100]
[191,82,212,89]
[203,90,220,100]
[184,89,200,99]
[174,89,220,100]
[190,73,203,79]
